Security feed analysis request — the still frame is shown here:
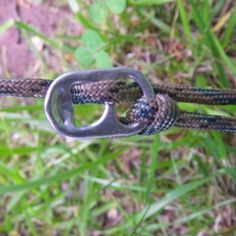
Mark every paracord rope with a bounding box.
[1,78,236,134]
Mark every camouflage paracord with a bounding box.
[1,78,236,134]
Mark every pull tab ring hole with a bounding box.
[73,103,104,127]
[71,77,142,126]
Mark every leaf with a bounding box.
[95,51,112,68]
[106,0,126,14]
[75,47,93,68]
[81,29,105,52]
[89,1,108,25]
[75,30,106,67]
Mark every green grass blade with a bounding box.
[222,7,236,48]
[139,9,171,33]
[143,198,236,232]
[0,19,14,35]
[190,2,231,87]
[145,136,160,200]
[177,0,191,38]
[1,146,38,157]
[76,12,107,41]
[134,177,210,222]
[129,0,175,6]
[15,21,72,52]
[0,150,122,195]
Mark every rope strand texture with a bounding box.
[1,78,236,134]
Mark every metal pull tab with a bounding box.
[44,67,154,140]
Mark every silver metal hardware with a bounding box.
[44,67,154,139]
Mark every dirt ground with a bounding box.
[0,0,82,77]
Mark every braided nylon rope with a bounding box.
[1,78,236,134]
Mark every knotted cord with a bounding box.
[1,78,236,134]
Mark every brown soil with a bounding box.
[0,0,82,77]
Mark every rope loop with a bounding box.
[3,73,236,136]
[126,94,180,135]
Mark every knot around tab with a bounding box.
[126,94,180,135]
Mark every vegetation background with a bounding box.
[0,0,236,235]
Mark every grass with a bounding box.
[0,0,236,235]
